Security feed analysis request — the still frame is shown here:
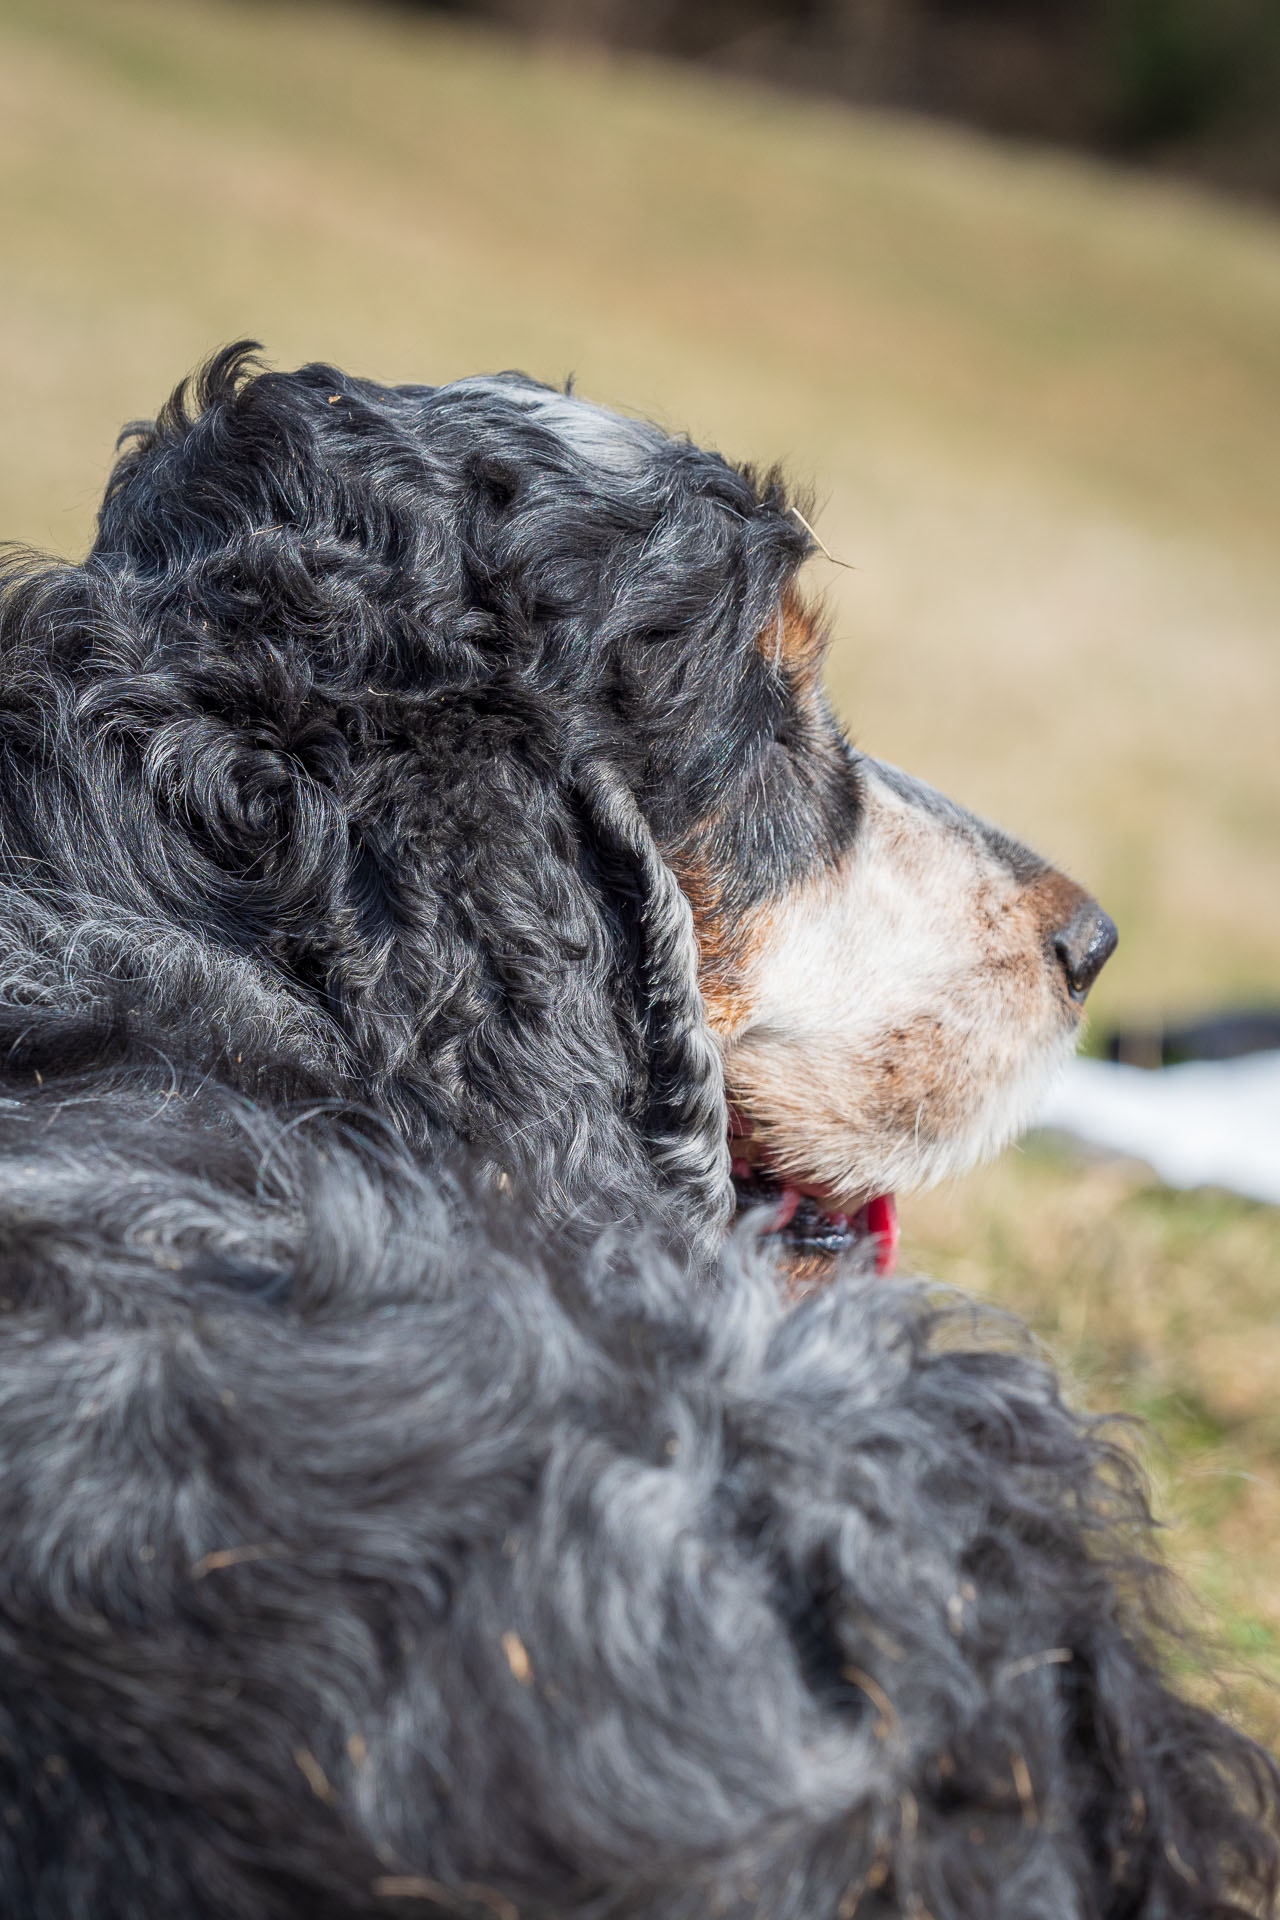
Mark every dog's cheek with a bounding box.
[726,993,1078,1199]
[670,848,769,1043]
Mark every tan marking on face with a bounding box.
[671,586,832,1039]
[719,762,1086,1209]
[760,583,828,681]
[673,849,768,1040]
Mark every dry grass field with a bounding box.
[0,0,1277,1740]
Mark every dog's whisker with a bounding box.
[790,505,858,570]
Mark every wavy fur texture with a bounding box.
[0,347,1273,1918]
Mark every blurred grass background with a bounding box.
[0,0,1277,1740]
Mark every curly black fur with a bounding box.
[0,347,1274,1918]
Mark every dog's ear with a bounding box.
[573,759,733,1249]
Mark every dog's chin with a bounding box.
[726,1031,1080,1285]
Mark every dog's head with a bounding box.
[678,673,1115,1278]
[3,346,1113,1270]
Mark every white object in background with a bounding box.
[1034,1050,1280,1206]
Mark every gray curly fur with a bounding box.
[0,346,1273,1919]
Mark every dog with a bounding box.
[0,345,1272,1918]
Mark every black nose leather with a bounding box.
[1053,903,1118,1001]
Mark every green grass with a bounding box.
[0,0,1277,1742]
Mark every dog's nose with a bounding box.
[1052,901,1118,1001]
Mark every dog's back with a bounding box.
[0,1081,1274,1920]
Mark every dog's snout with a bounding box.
[1052,901,1118,1002]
